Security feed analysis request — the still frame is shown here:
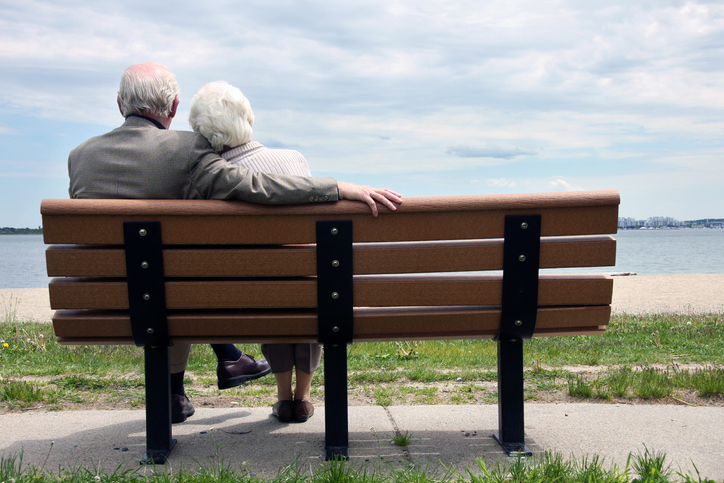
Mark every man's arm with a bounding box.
[190,140,402,214]
[189,144,338,203]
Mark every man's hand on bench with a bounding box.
[337,181,402,217]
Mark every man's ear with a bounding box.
[169,95,180,119]
[117,96,124,116]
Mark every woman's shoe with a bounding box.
[293,399,314,422]
[272,400,294,422]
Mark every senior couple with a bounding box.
[68,62,402,424]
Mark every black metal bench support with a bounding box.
[142,345,176,464]
[316,220,354,460]
[124,221,175,465]
[493,214,541,456]
[322,344,349,459]
[494,338,530,455]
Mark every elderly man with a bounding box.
[68,62,402,423]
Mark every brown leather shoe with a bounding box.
[217,354,271,389]
[272,400,294,422]
[293,399,314,422]
[171,394,195,423]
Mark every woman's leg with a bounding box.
[262,343,295,401]
[293,369,314,402]
[262,344,296,422]
[273,371,294,401]
[291,343,322,401]
[290,344,321,422]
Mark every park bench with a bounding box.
[41,190,619,464]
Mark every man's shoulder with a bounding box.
[69,128,118,157]
[70,123,214,157]
[169,129,210,144]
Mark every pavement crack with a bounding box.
[383,406,412,463]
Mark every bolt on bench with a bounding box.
[42,190,619,464]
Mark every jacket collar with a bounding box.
[125,113,166,130]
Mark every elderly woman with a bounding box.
[189,81,320,423]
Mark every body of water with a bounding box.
[611,228,724,276]
[1,234,49,289]
[1,229,724,288]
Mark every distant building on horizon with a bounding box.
[617,217,724,229]
[644,216,681,228]
[618,216,682,229]
[618,217,644,228]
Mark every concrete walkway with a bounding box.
[2,404,724,480]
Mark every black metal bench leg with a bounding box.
[140,345,176,465]
[323,343,349,460]
[494,338,532,456]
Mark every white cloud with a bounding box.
[0,123,19,135]
[485,178,517,188]
[0,159,66,179]
[447,144,539,159]
[549,178,584,191]
[0,2,220,64]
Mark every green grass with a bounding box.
[2,313,724,409]
[691,368,724,397]
[391,431,413,447]
[0,449,718,483]
[568,375,594,398]
[4,313,724,377]
[563,365,724,402]
[0,380,47,405]
[345,312,724,372]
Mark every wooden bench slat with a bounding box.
[42,191,621,216]
[42,207,619,244]
[45,235,616,277]
[48,274,613,310]
[51,305,610,344]
[41,192,619,244]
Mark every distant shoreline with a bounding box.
[0,230,42,235]
[618,227,724,230]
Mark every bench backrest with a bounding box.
[42,190,619,345]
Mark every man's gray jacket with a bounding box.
[69,115,338,203]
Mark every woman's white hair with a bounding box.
[189,81,255,152]
[118,62,179,118]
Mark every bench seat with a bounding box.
[42,190,619,463]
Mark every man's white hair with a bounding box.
[189,81,255,152]
[118,62,180,118]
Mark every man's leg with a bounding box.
[169,343,194,423]
[213,343,271,389]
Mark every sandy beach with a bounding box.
[2,274,723,322]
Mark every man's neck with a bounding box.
[126,113,171,129]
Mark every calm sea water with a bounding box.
[1,229,724,288]
[1,235,49,289]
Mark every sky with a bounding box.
[1,0,723,228]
